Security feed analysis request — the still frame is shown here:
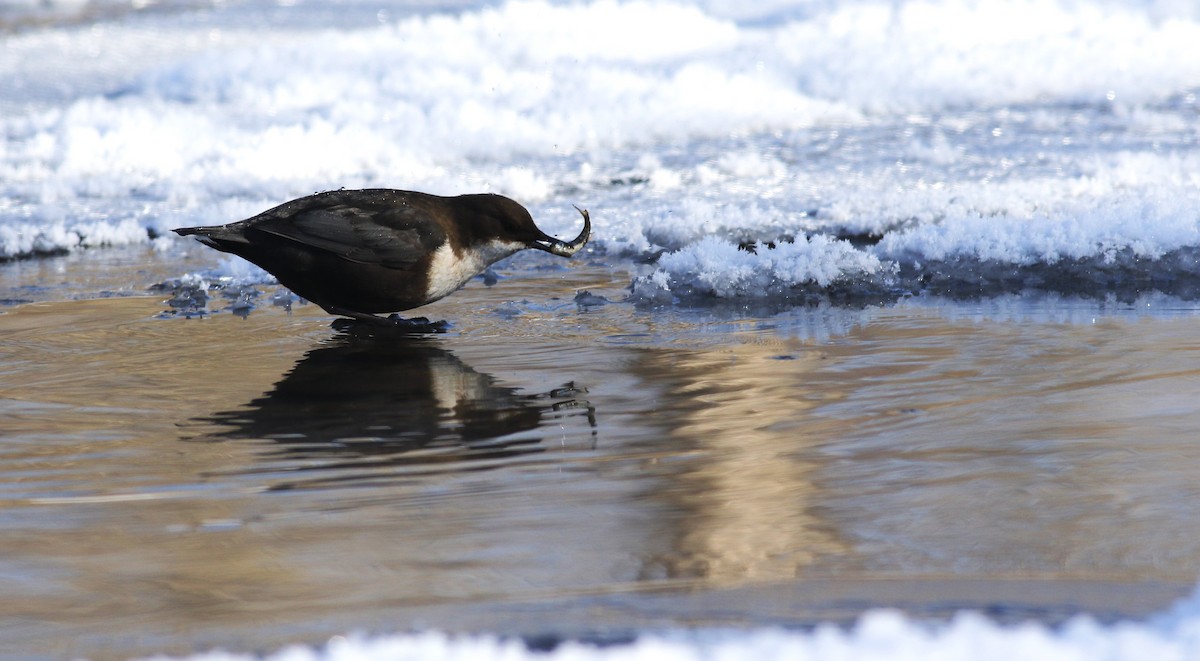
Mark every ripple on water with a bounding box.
[3,288,1200,658]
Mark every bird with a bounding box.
[173,189,591,324]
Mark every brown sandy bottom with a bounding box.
[2,262,1200,659]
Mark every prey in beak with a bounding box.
[532,206,591,257]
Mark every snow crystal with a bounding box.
[149,583,1200,661]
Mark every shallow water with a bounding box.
[3,254,1200,658]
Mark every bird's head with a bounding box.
[465,194,591,258]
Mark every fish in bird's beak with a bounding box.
[533,206,591,257]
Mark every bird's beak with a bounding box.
[533,206,591,257]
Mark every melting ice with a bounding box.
[3,0,1200,300]
[160,582,1200,660]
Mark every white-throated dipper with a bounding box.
[173,189,591,323]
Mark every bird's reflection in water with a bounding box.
[197,323,596,490]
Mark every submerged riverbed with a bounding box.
[3,249,1200,658]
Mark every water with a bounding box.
[3,251,1200,658]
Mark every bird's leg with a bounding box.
[326,306,450,332]
[387,314,451,333]
[326,306,395,325]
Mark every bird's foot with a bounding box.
[384,314,451,333]
[328,308,449,333]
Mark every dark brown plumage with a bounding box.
[173,189,590,322]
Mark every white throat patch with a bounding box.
[424,239,526,302]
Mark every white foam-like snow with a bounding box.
[874,151,1200,265]
[623,142,1200,301]
[3,0,1200,294]
[760,0,1200,113]
[637,235,889,301]
[148,583,1200,661]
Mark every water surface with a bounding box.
[2,259,1199,658]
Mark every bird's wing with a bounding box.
[251,199,445,270]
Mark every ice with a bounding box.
[3,0,1200,296]
[634,235,890,302]
[148,582,1200,660]
[758,0,1200,112]
[876,152,1200,265]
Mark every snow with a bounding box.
[3,0,1200,298]
[149,583,1200,660]
[635,234,890,301]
